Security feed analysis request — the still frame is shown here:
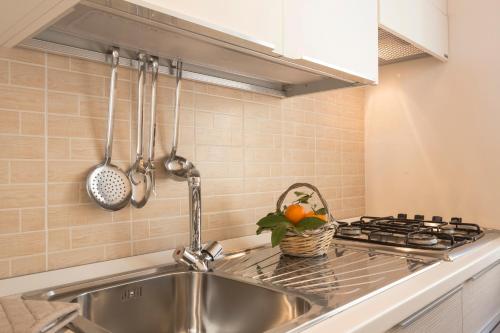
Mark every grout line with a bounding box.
[43,52,49,272]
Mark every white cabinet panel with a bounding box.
[283,0,378,84]
[0,0,78,47]
[379,0,448,61]
[388,286,463,333]
[128,0,283,55]
[463,260,500,333]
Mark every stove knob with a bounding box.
[414,214,424,220]
[450,217,462,224]
[432,216,443,222]
[397,213,407,219]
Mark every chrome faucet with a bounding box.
[164,61,223,271]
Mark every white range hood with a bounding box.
[21,0,367,97]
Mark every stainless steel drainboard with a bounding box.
[215,245,439,305]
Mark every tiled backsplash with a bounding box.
[0,47,365,279]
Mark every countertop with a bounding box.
[1,232,499,333]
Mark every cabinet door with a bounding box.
[127,0,283,55]
[283,0,378,84]
[379,0,449,61]
[462,260,500,333]
[388,286,463,333]
[0,0,78,47]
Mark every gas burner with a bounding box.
[333,214,492,261]
[338,226,361,236]
[407,233,438,246]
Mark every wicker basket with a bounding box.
[277,183,337,257]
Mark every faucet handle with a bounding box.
[202,241,223,261]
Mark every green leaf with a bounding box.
[294,191,305,196]
[256,226,264,235]
[315,208,327,215]
[295,217,326,232]
[271,223,288,247]
[256,214,287,228]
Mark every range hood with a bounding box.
[378,28,430,65]
[21,0,365,97]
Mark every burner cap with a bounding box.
[339,226,361,236]
[407,233,438,246]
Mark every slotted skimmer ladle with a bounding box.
[86,48,131,211]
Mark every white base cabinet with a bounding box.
[462,260,500,333]
[388,286,463,333]
[390,260,500,333]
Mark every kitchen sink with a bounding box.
[24,245,438,333]
[24,267,316,333]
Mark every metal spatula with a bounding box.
[86,48,131,211]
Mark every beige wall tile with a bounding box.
[48,114,129,140]
[0,60,8,84]
[149,216,188,237]
[0,85,44,112]
[0,185,44,209]
[21,208,45,232]
[0,260,9,278]
[10,63,45,88]
[0,161,9,184]
[72,223,130,248]
[48,204,112,229]
[133,236,176,256]
[0,110,19,134]
[71,138,130,161]
[131,200,180,220]
[0,47,45,65]
[195,94,243,116]
[0,136,44,159]
[70,58,110,76]
[132,221,148,240]
[0,210,19,234]
[48,247,104,270]
[20,112,44,135]
[105,242,131,260]
[48,229,70,252]
[48,138,70,159]
[47,54,69,70]
[48,160,93,182]
[0,232,45,259]
[11,160,45,183]
[80,96,129,120]
[11,254,45,277]
[48,69,104,96]
[48,183,80,205]
[48,92,78,115]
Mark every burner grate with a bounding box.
[335,215,484,251]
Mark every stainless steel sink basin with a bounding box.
[25,268,315,333]
[24,245,438,333]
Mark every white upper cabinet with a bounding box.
[283,0,379,84]
[379,0,449,61]
[0,0,78,47]
[128,0,283,56]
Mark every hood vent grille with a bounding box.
[378,28,428,65]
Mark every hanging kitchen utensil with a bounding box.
[86,48,131,211]
[164,61,193,180]
[128,53,150,208]
[145,56,159,197]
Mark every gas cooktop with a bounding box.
[334,214,498,261]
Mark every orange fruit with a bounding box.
[284,204,306,224]
[304,211,314,217]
